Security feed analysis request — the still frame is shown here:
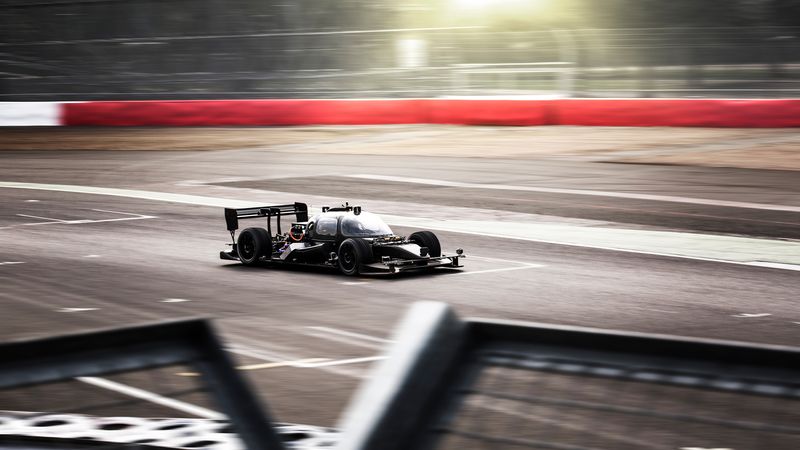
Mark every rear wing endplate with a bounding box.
[225,202,309,232]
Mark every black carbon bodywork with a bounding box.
[220,202,464,274]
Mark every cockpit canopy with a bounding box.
[340,212,393,237]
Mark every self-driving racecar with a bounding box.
[220,202,464,275]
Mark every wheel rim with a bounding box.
[239,233,255,260]
[340,244,357,272]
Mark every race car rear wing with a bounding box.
[225,202,308,236]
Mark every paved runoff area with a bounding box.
[1,126,798,437]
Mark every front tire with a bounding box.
[237,227,271,266]
[409,231,441,257]
[338,238,372,276]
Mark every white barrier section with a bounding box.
[0,102,61,126]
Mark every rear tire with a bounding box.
[409,231,441,257]
[237,227,271,266]
[338,238,372,276]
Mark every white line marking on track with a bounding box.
[299,356,386,368]
[455,264,544,276]
[306,326,393,344]
[56,307,99,313]
[176,358,331,376]
[732,313,772,318]
[24,199,39,202]
[300,330,386,350]
[792,322,800,326]
[468,255,539,265]
[178,356,383,376]
[224,343,368,379]
[67,215,157,225]
[76,376,224,420]
[91,208,150,216]
[83,254,101,258]
[161,298,191,303]
[386,218,800,272]
[341,281,369,286]
[0,181,256,208]
[0,261,25,266]
[348,174,800,213]
[237,358,330,371]
[16,213,68,222]
[225,344,290,363]
[7,209,156,229]
[457,255,544,276]
[745,261,800,271]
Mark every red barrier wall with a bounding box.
[62,99,800,127]
[63,99,426,126]
[554,99,800,127]
[425,100,552,125]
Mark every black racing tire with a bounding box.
[338,238,373,276]
[237,227,271,266]
[409,231,441,257]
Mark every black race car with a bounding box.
[220,202,464,275]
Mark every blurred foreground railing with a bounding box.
[338,302,800,450]
[0,320,286,450]
[1,304,799,450]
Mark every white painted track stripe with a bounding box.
[745,261,800,271]
[348,174,800,213]
[469,255,543,266]
[456,264,544,276]
[301,331,383,350]
[16,213,68,222]
[237,358,330,371]
[76,376,225,420]
[91,208,151,216]
[306,326,393,344]
[57,307,98,313]
[176,358,332,376]
[300,356,386,368]
[0,182,257,208]
[225,345,288,364]
[225,344,368,379]
[379,214,800,267]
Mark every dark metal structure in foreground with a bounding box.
[0,320,286,450]
[1,303,799,449]
[338,302,800,450]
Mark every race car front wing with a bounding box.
[368,253,464,273]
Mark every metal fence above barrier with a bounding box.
[1,0,798,100]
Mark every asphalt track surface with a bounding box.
[1,128,799,438]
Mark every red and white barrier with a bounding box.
[2,99,799,127]
[0,102,61,126]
